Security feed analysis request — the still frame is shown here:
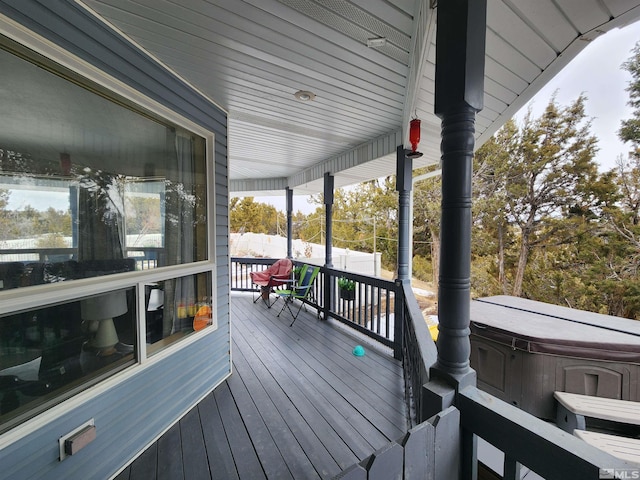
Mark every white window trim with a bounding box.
[0,13,222,448]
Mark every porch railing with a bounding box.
[229,257,283,292]
[230,257,630,479]
[399,280,437,426]
[230,257,399,353]
[321,266,397,351]
[457,386,628,480]
[0,247,160,270]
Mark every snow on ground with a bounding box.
[413,287,435,298]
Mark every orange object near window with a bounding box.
[193,305,212,331]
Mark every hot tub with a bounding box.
[470,296,640,420]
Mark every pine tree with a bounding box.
[619,42,640,161]
[474,95,601,297]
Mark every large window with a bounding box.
[0,36,214,433]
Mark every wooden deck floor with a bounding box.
[116,292,407,479]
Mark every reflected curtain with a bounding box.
[76,170,130,346]
[77,172,125,261]
[163,130,196,336]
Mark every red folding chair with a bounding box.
[249,258,293,308]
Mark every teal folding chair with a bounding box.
[276,266,320,326]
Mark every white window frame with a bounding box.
[0,12,219,447]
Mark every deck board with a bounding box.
[157,423,184,480]
[129,441,157,480]
[237,302,399,454]
[124,292,407,479]
[213,382,266,480]
[180,408,211,479]
[242,299,405,441]
[197,394,239,480]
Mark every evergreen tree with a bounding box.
[619,42,640,161]
[476,96,600,297]
[229,197,285,235]
[0,188,11,240]
[412,169,442,286]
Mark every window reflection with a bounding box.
[0,42,207,291]
[0,288,135,432]
[146,271,213,355]
[125,180,164,269]
[0,140,207,288]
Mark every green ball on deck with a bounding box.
[352,345,365,357]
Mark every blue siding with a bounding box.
[1,329,231,480]
[0,1,231,478]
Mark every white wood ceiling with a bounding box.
[80,0,640,195]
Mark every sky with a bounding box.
[6,20,640,213]
[515,20,640,172]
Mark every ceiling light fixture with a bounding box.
[367,37,387,48]
[294,90,315,101]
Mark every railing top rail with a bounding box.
[402,281,437,371]
[0,248,76,254]
[458,386,633,479]
[322,265,396,290]
[230,257,279,266]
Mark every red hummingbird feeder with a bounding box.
[407,118,423,158]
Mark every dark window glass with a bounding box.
[0,288,136,433]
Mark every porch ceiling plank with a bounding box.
[482,93,509,117]
[273,0,412,57]
[97,16,404,125]
[506,0,579,50]
[227,105,392,141]
[555,0,611,32]
[229,177,288,194]
[131,37,403,131]
[484,29,542,82]
[230,120,353,148]
[484,56,530,94]
[73,1,640,194]
[484,76,519,107]
[239,0,413,69]
[348,0,415,32]
[487,0,559,68]
[607,0,640,16]
[92,0,408,101]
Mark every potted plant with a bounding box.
[292,264,303,282]
[338,276,356,301]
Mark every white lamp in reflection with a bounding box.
[147,288,164,311]
[81,290,128,355]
